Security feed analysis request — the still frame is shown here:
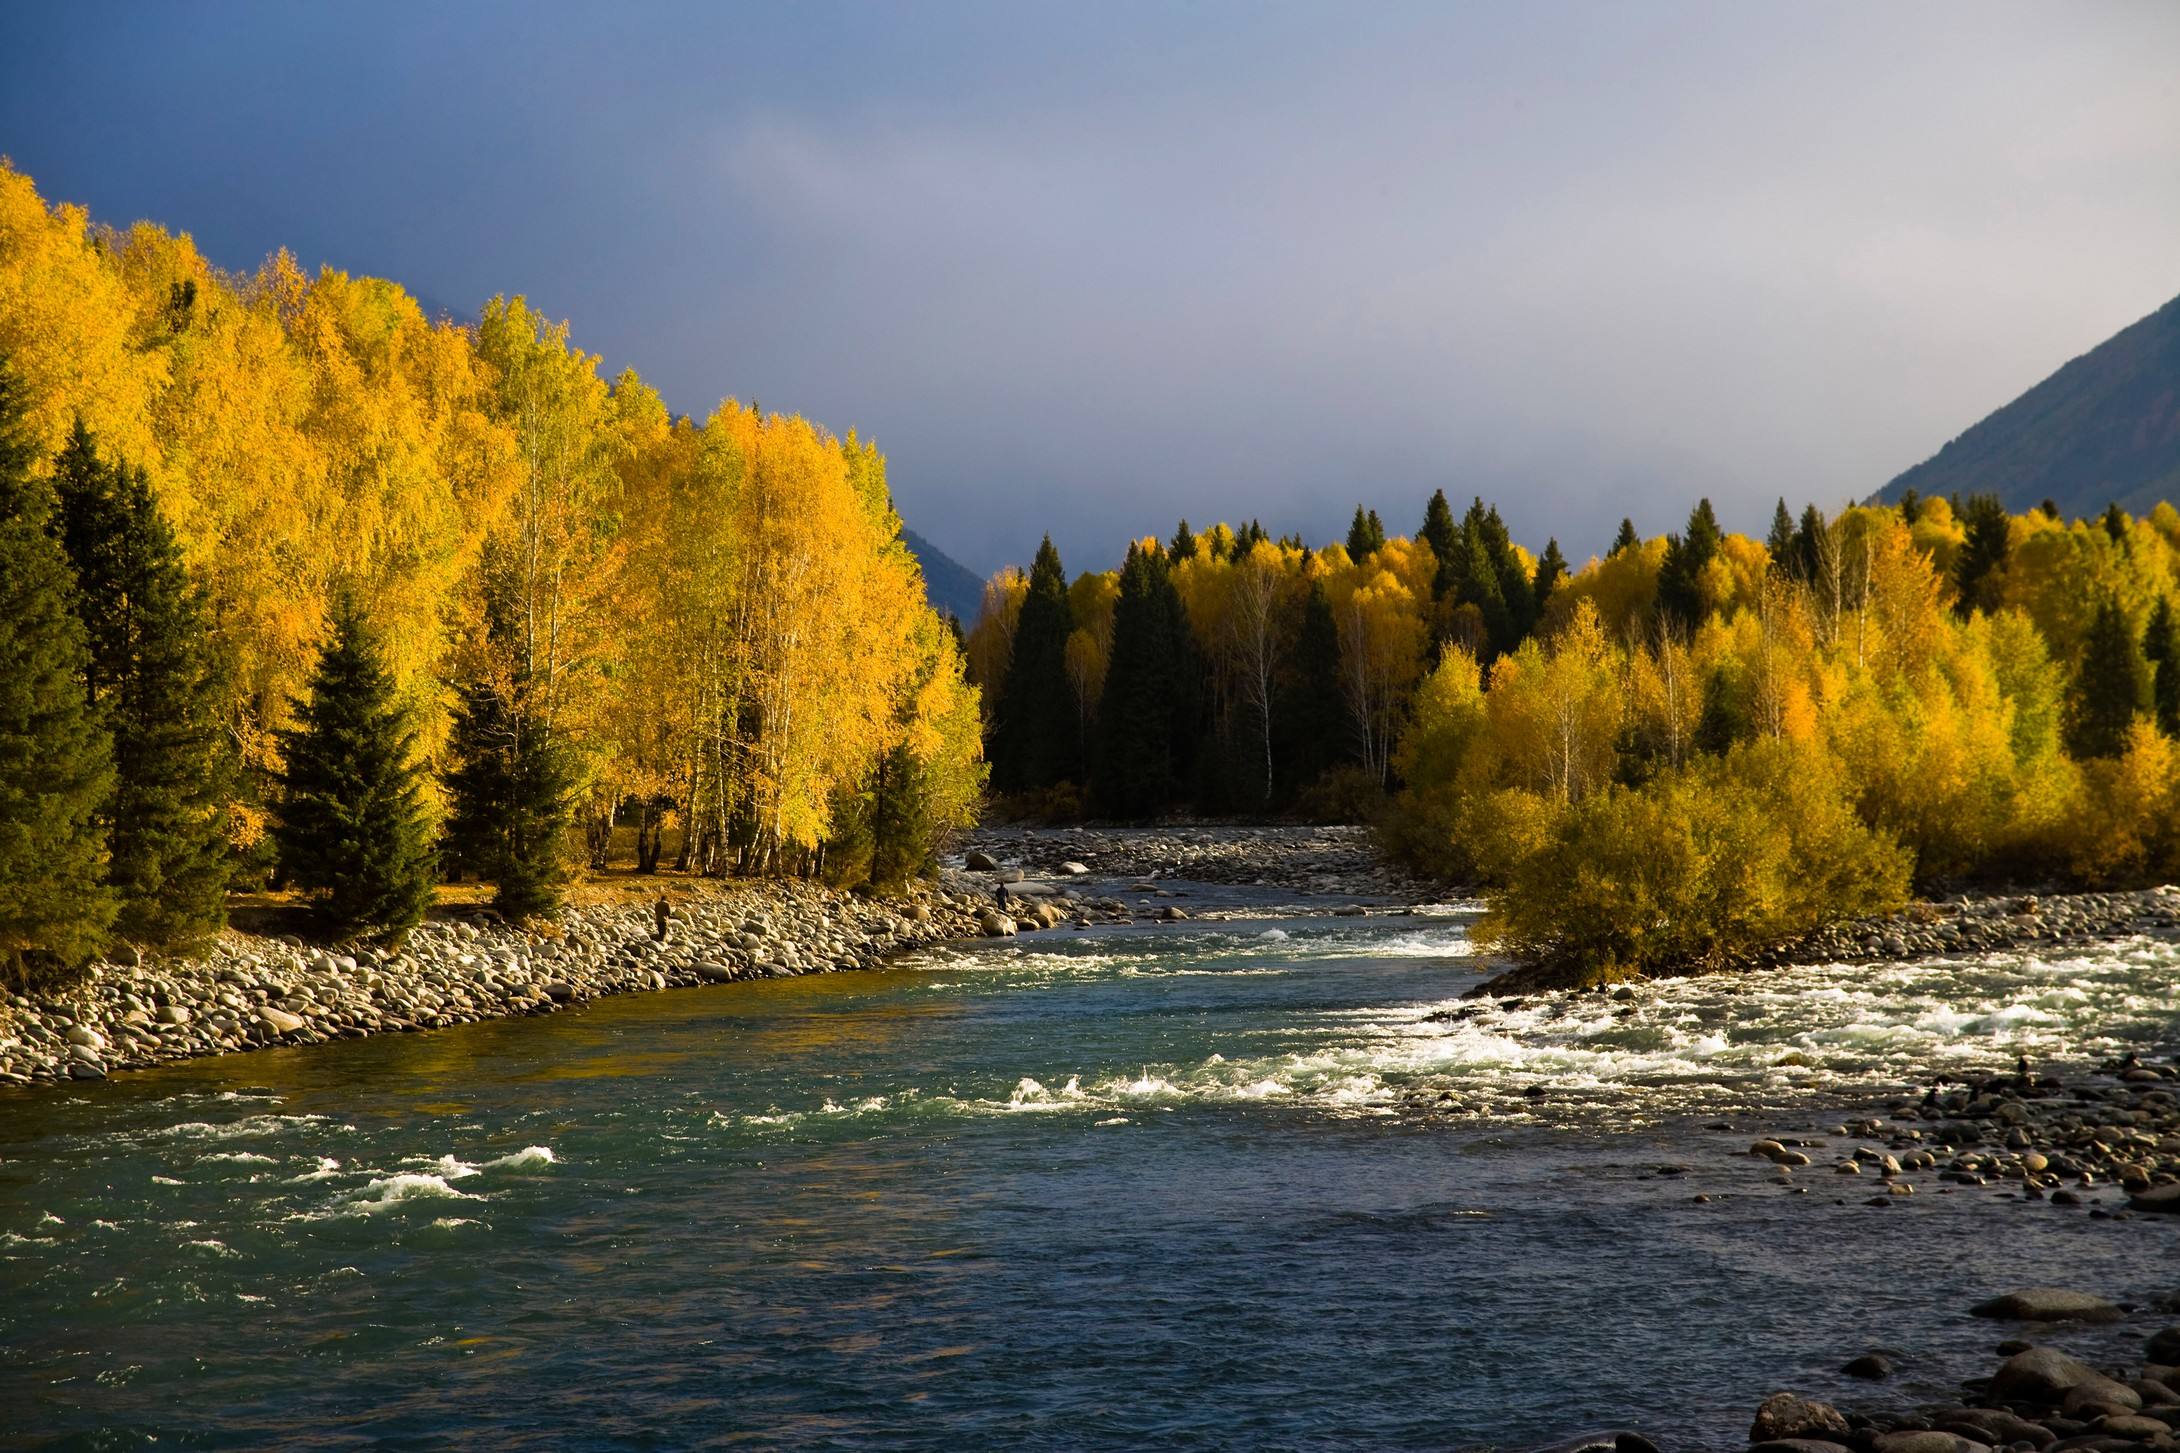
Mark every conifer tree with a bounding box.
[990,536,1076,791]
[1346,506,1385,561]
[1765,498,1795,569]
[1096,542,1193,817]
[443,559,572,919]
[1898,488,1923,524]
[1532,538,1568,617]
[1656,498,1722,633]
[0,365,116,985]
[2103,502,2129,544]
[50,423,232,948]
[273,596,436,941]
[2066,595,2150,760]
[1169,520,1197,561]
[1421,489,1459,600]
[1953,494,2010,618]
[1280,578,1349,790]
[1611,518,1639,556]
[2144,596,2180,738]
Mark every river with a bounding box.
[5,885,2179,1450]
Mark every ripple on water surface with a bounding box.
[2,908,2178,1450]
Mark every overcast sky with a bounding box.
[3,2,2177,574]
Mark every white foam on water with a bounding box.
[327,1172,478,1217]
[201,1151,278,1165]
[152,1114,332,1142]
[1258,929,1289,941]
[39,1211,63,1225]
[290,1158,344,1182]
[185,1239,239,1258]
[483,1146,556,1171]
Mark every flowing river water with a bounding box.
[5,885,2180,1450]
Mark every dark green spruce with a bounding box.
[442,561,573,920]
[273,595,437,941]
[2144,596,2180,738]
[2066,594,2150,760]
[1096,541,1195,817]
[989,536,1078,793]
[0,365,117,986]
[51,422,233,949]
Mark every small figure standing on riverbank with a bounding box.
[654,893,672,941]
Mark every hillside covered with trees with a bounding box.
[1877,291,2180,520]
[974,487,2180,978]
[0,163,983,987]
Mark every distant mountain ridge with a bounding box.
[1874,293,2180,516]
[902,527,985,624]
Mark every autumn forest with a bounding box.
[0,163,982,985]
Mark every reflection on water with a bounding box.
[3,900,2178,1449]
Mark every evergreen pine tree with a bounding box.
[443,560,572,919]
[1898,488,1923,524]
[50,423,232,948]
[2066,594,2150,760]
[1656,498,1722,633]
[1279,578,1349,791]
[0,364,117,985]
[1610,518,1639,556]
[2103,502,2129,543]
[1765,498,1795,570]
[1169,520,1197,561]
[990,536,1076,791]
[1096,542,1192,817]
[1421,489,1459,599]
[1531,538,1568,618]
[2144,596,2180,738]
[1953,494,2010,618]
[273,595,437,941]
[1345,506,1385,560]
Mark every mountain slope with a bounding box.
[902,527,986,624]
[1875,293,2180,516]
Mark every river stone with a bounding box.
[1842,1353,1895,1380]
[2099,1413,2173,1437]
[1748,1441,1853,1453]
[978,912,1016,938]
[66,1024,106,1050]
[1991,1347,2116,1405]
[1971,1289,2124,1323]
[690,964,735,984]
[1943,1409,2054,1447]
[964,851,1000,872]
[1872,1433,1989,1453]
[1514,1432,1661,1453]
[2129,1183,2180,1214]
[1751,1393,1852,1443]
[257,1007,306,1035]
[2149,1329,2180,1364]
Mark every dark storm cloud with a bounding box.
[3,1,2176,575]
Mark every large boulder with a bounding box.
[978,912,1017,938]
[2130,1182,2180,1214]
[257,1006,306,1035]
[1969,1288,2124,1323]
[965,850,1000,872]
[1989,1347,2132,1408]
[2149,1327,2180,1364]
[1751,1393,1851,1444]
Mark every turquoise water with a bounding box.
[5,898,2178,1450]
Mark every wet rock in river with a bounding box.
[1970,1288,2124,1323]
[1749,1391,1851,1443]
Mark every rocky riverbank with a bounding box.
[1477,886,2180,996]
[1611,1309,2180,1453]
[0,877,992,1090]
[1731,1049,2180,1217]
[959,822,1440,901]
